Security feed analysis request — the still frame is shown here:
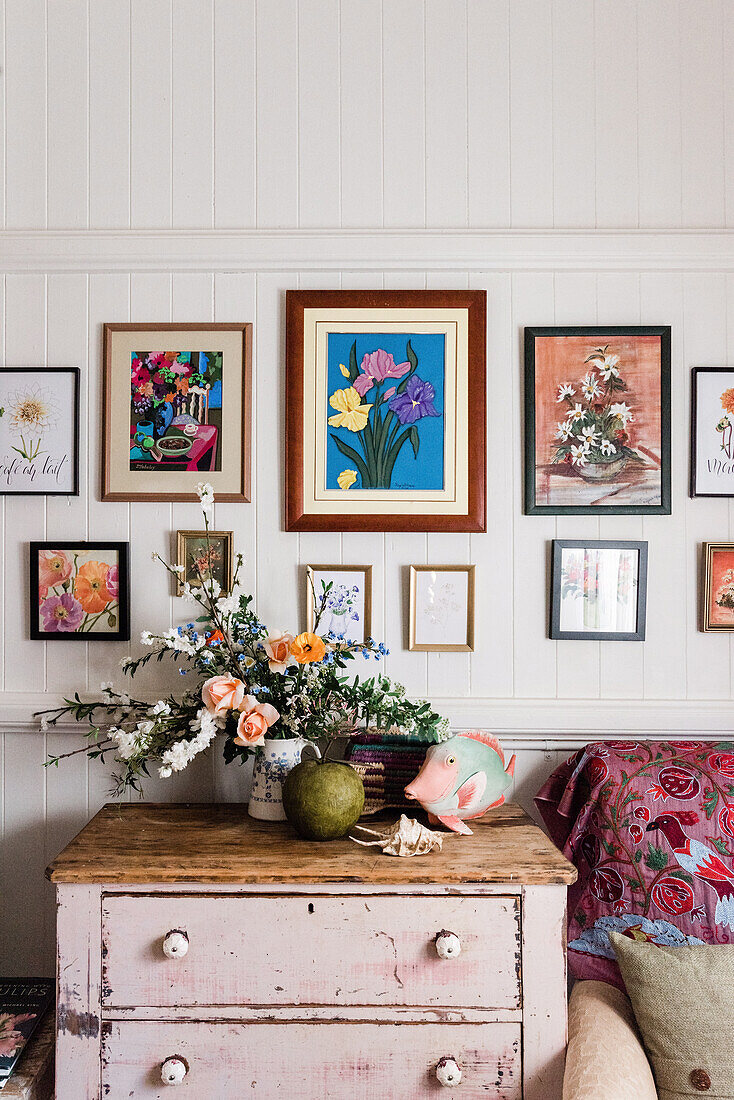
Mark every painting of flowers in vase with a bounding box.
[130,351,222,473]
[702,543,734,631]
[326,333,445,492]
[525,327,670,514]
[30,542,129,640]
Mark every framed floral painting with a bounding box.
[30,542,130,640]
[102,323,251,502]
[0,367,79,495]
[702,543,734,631]
[409,565,475,652]
[306,565,372,644]
[550,540,648,641]
[525,327,671,514]
[285,291,486,531]
[690,368,734,497]
[176,530,233,596]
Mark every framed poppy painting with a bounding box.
[285,291,486,531]
[102,323,251,502]
[525,326,671,515]
[702,543,734,631]
[30,542,130,641]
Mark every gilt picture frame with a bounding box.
[305,564,373,644]
[175,530,234,597]
[409,565,475,652]
[285,290,486,532]
[702,542,734,631]
[102,322,251,503]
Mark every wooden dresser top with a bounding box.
[47,802,576,886]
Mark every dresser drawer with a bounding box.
[102,893,521,1009]
[101,1020,522,1098]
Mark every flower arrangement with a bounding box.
[130,350,222,420]
[39,484,450,795]
[715,568,734,612]
[329,341,440,490]
[38,550,120,633]
[551,345,644,474]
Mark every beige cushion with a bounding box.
[610,932,734,1099]
[564,980,658,1100]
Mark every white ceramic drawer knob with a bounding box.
[436,1057,462,1087]
[162,929,189,959]
[434,929,461,959]
[161,1057,188,1085]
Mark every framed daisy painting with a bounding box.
[0,367,80,494]
[30,542,130,641]
[285,290,486,531]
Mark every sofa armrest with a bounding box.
[563,980,658,1100]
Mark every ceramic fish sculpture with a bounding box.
[404,731,516,836]
[349,815,444,857]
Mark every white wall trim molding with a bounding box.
[5,694,733,740]
[2,229,734,274]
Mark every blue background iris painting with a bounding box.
[325,332,445,491]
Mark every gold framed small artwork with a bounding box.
[702,542,734,631]
[176,530,234,596]
[409,565,475,652]
[306,565,373,644]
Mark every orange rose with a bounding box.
[201,675,246,714]
[234,695,280,747]
[262,631,295,673]
[74,561,112,613]
[290,632,326,664]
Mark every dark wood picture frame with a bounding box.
[285,290,486,532]
[0,366,80,496]
[102,322,252,503]
[524,326,671,515]
[550,539,648,641]
[30,541,130,641]
[690,367,734,498]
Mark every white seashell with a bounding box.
[435,1057,462,1087]
[350,815,444,857]
[161,1057,187,1085]
[435,930,462,959]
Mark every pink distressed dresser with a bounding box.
[46,802,576,1099]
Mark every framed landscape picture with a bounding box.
[525,327,671,515]
[102,323,251,502]
[550,539,648,641]
[0,367,79,495]
[409,565,475,652]
[176,530,234,596]
[702,543,734,631]
[30,542,130,640]
[285,291,486,531]
[306,564,372,644]
[690,368,734,497]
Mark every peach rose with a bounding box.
[262,631,295,673]
[234,695,280,747]
[290,631,326,664]
[201,675,246,714]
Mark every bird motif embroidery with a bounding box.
[647,811,734,929]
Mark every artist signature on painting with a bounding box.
[0,453,68,487]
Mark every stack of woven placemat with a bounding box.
[345,734,429,815]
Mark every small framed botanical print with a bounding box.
[306,565,372,644]
[285,290,486,532]
[690,368,734,497]
[550,540,648,641]
[176,530,234,596]
[409,565,475,652]
[30,542,130,640]
[702,543,734,631]
[0,367,80,495]
[525,327,671,514]
[102,323,251,502]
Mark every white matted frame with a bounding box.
[409,565,475,652]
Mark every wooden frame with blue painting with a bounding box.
[102,323,251,502]
[285,291,486,532]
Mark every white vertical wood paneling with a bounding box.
[466,0,510,229]
[130,0,172,227]
[298,0,340,228]
[4,0,47,227]
[46,0,88,229]
[88,0,131,228]
[339,0,383,227]
[424,0,467,228]
[551,1,595,228]
[382,0,425,228]
[637,0,682,228]
[680,0,725,228]
[725,6,734,228]
[594,0,639,228]
[255,0,299,227]
[508,0,553,228]
[172,0,214,228]
[213,0,256,228]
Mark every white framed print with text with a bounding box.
[0,368,79,495]
[409,565,475,652]
[691,367,734,496]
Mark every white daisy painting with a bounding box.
[0,368,79,494]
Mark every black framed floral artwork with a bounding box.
[30,542,130,640]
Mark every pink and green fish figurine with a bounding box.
[404,731,516,836]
